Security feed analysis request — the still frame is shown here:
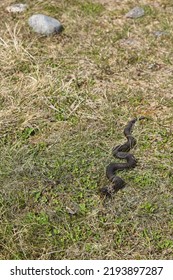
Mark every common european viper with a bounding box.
[101,117,147,196]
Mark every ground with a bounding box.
[0,0,173,259]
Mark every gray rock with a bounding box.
[153,31,167,37]
[28,14,64,36]
[125,7,145,19]
[6,3,28,13]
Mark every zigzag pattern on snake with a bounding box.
[101,117,147,196]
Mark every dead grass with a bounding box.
[0,0,173,260]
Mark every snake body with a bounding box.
[101,117,146,196]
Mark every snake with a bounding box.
[100,117,147,196]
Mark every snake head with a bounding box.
[100,176,126,197]
[100,186,111,197]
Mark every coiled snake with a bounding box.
[101,117,146,196]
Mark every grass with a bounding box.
[0,0,173,259]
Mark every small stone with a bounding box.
[125,6,145,19]
[6,3,28,13]
[66,203,79,215]
[28,14,64,36]
[153,31,167,37]
[120,38,140,47]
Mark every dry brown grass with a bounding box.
[0,0,173,260]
